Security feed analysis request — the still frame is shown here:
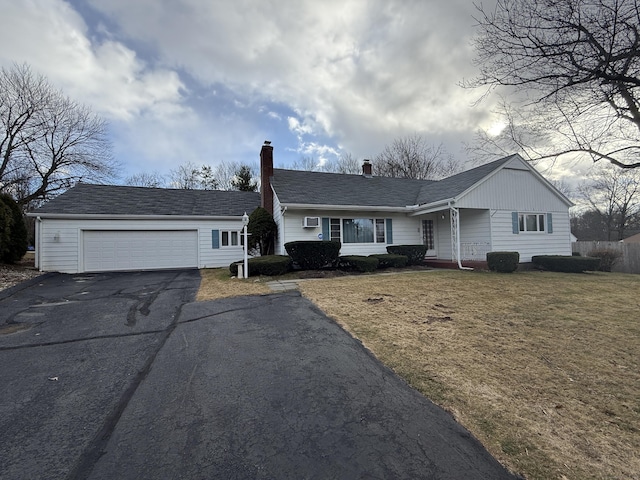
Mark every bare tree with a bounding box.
[290,156,319,171]
[373,135,460,180]
[323,152,362,174]
[168,162,218,190]
[213,160,240,191]
[0,64,115,207]
[124,172,166,188]
[578,165,640,240]
[468,0,640,170]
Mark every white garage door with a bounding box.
[83,230,198,272]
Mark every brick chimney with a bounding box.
[260,141,274,215]
[362,159,372,177]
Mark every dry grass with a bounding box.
[298,270,640,480]
[196,268,270,300]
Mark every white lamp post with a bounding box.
[242,212,249,279]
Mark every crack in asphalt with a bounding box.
[0,329,166,352]
[0,304,258,352]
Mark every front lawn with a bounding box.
[298,270,640,480]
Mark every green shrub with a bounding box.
[369,253,408,269]
[386,245,427,265]
[587,249,621,272]
[572,251,581,256]
[339,255,379,273]
[284,241,341,270]
[0,194,27,264]
[486,251,520,273]
[229,255,292,277]
[532,255,600,273]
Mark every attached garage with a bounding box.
[29,184,261,274]
[82,230,198,272]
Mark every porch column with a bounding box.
[450,207,461,263]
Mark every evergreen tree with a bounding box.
[247,207,277,255]
[231,165,258,192]
[0,193,28,263]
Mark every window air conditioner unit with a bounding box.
[303,216,320,228]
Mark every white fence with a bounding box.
[572,241,640,274]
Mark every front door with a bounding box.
[422,219,437,257]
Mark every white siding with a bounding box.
[490,210,572,262]
[435,213,452,260]
[38,218,247,273]
[280,209,421,256]
[459,209,491,260]
[432,209,491,261]
[457,167,570,212]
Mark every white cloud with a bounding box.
[84,0,499,157]
[0,0,188,123]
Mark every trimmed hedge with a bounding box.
[486,251,520,273]
[229,255,292,277]
[386,245,427,265]
[339,255,379,273]
[369,253,408,269]
[587,248,621,272]
[284,241,341,270]
[532,255,600,273]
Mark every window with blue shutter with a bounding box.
[547,213,553,234]
[512,212,519,234]
[212,229,220,249]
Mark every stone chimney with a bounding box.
[362,159,372,177]
[260,141,274,215]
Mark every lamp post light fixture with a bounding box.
[242,212,249,279]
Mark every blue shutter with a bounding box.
[212,229,220,249]
[512,212,519,234]
[547,213,553,234]
[322,217,330,241]
[386,218,393,244]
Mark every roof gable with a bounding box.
[415,155,516,205]
[34,183,261,217]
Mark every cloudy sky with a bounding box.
[0,0,513,183]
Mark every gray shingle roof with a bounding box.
[34,183,261,216]
[271,155,517,208]
[270,169,433,208]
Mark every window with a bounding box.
[221,230,243,247]
[330,218,341,242]
[375,219,386,243]
[327,218,389,244]
[518,213,545,232]
[342,219,374,243]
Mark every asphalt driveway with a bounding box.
[0,270,519,480]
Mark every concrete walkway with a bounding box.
[265,278,302,292]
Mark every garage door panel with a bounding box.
[83,230,198,272]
